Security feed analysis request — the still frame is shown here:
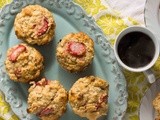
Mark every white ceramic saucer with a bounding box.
[139,78,160,120]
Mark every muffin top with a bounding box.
[153,93,160,117]
[5,43,44,82]
[14,5,56,45]
[27,78,68,120]
[69,76,109,120]
[56,32,94,72]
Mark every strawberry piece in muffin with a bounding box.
[37,18,49,36]
[9,44,26,62]
[27,78,68,120]
[56,32,94,72]
[14,5,56,45]
[67,41,86,56]
[69,76,109,120]
[5,43,44,82]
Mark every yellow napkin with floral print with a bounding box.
[0,0,11,8]
[0,91,19,120]
[0,0,159,120]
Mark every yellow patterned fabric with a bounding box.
[0,0,10,8]
[0,91,19,120]
[0,0,159,120]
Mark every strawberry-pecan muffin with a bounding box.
[56,32,94,72]
[153,93,160,120]
[69,76,109,120]
[14,5,56,45]
[5,43,43,83]
[27,78,68,120]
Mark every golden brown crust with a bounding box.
[56,32,94,72]
[153,93,160,120]
[5,43,44,82]
[14,5,56,45]
[27,78,68,120]
[69,76,109,120]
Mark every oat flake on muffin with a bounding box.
[69,76,109,120]
[5,43,44,82]
[14,5,56,45]
[56,32,94,72]
[27,78,68,120]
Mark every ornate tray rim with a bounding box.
[0,0,128,120]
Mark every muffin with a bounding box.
[153,93,160,120]
[5,43,43,83]
[56,32,94,72]
[69,76,109,120]
[27,78,68,120]
[14,5,56,45]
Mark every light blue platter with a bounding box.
[0,0,128,120]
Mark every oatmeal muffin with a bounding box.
[27,78,68,120]
[56,32,94,72]
[5,43,44,83]
[153,93,160,120]
[69,76,109,120]
[14,5,56,45]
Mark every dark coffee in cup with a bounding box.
[114,26,159,83]
[117,32,155,68]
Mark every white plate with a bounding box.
[139,79,160,120]
[144,0,160,52]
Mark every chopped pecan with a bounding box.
[14,68,21,78]
[96,94,108,110]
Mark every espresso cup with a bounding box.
[114,26,159,83]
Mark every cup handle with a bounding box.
[143,69,156,83]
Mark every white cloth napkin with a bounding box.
[104,0,145,24]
